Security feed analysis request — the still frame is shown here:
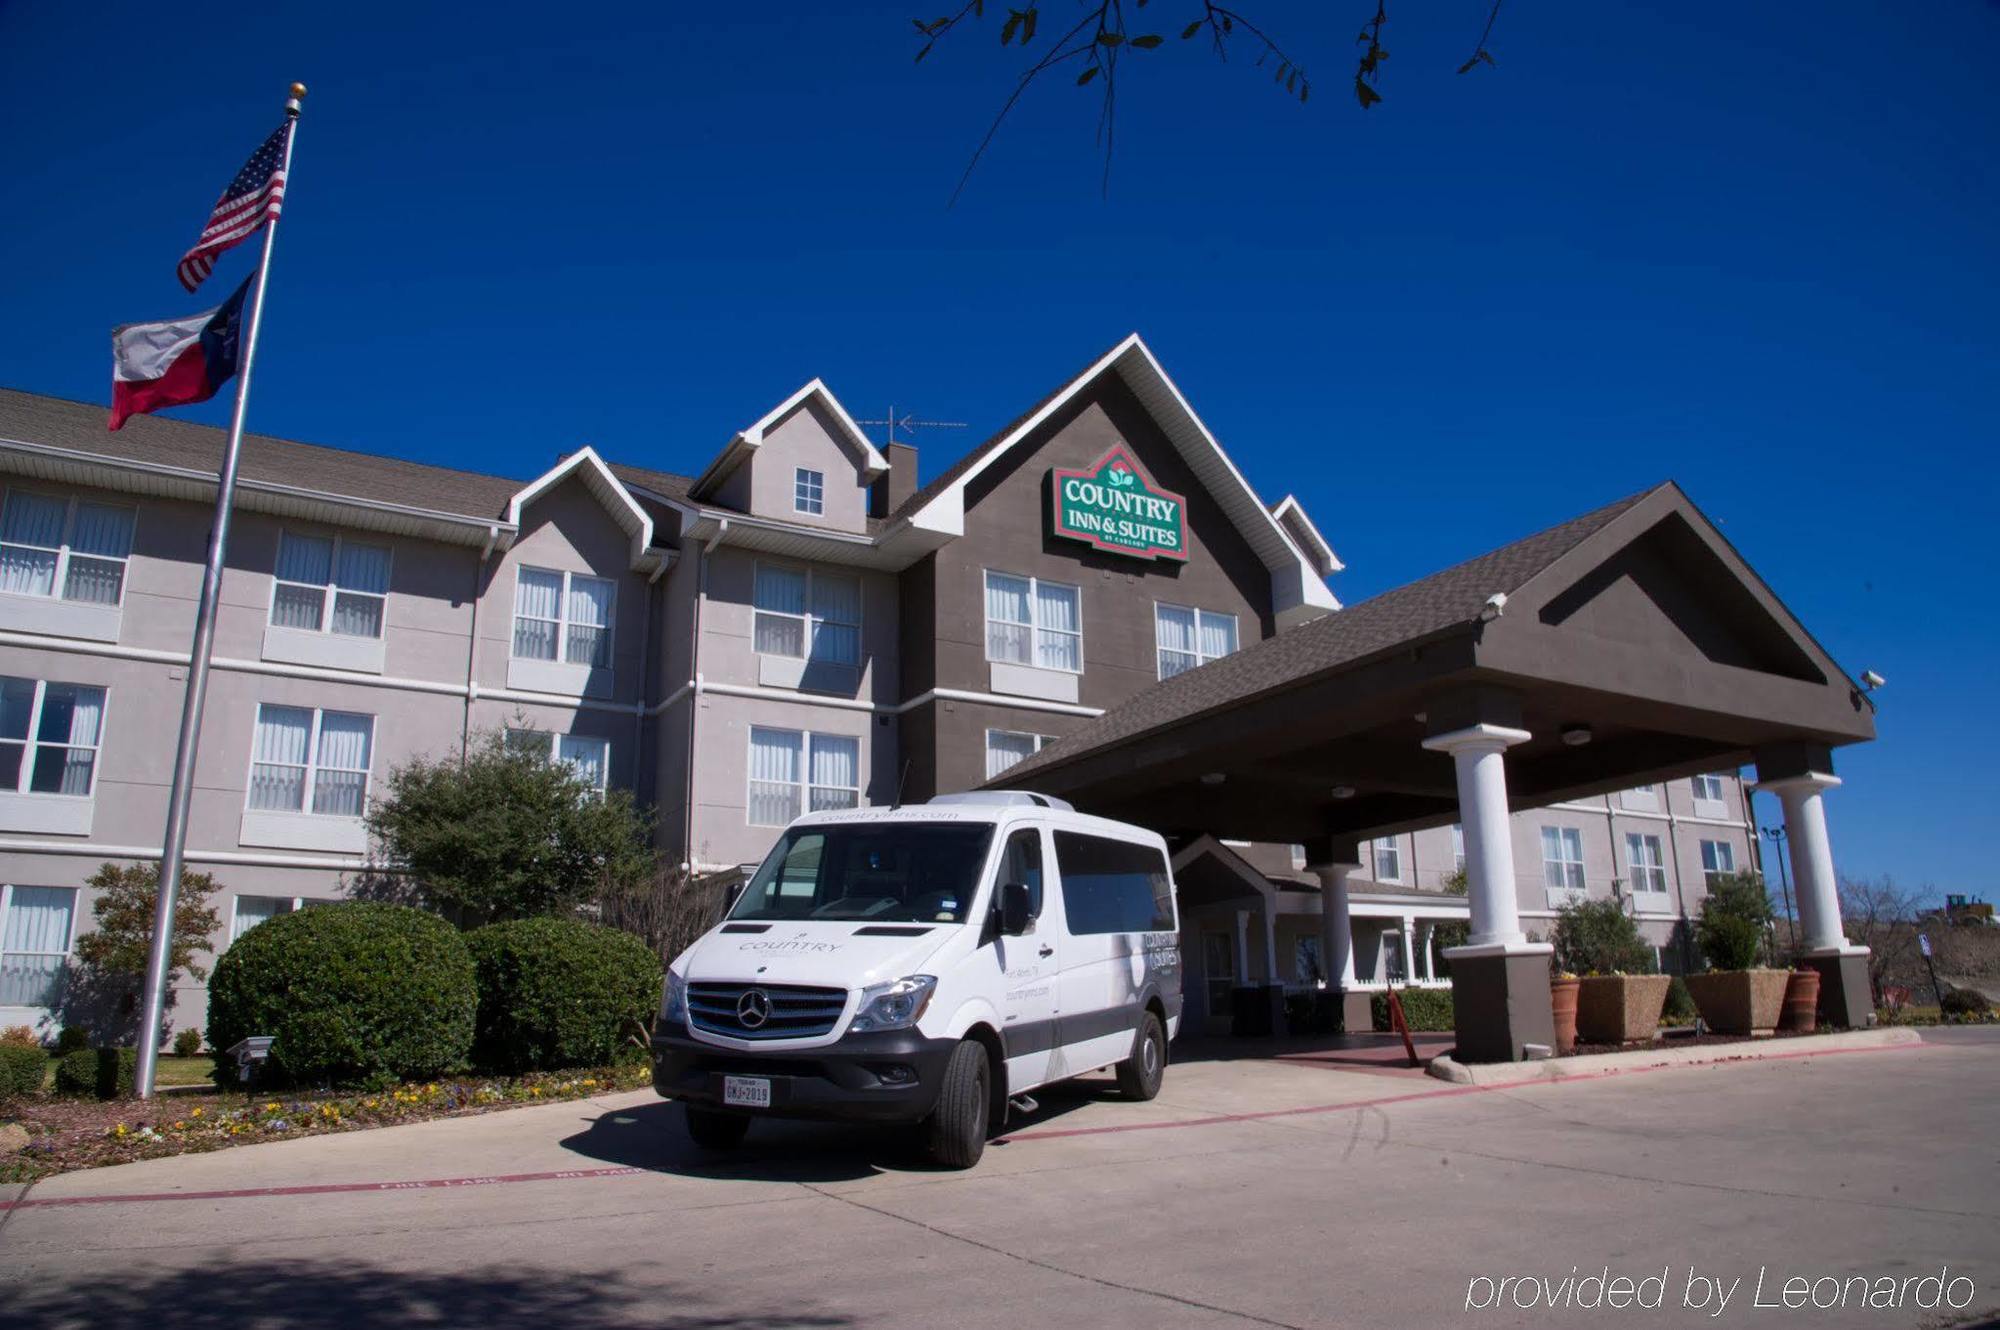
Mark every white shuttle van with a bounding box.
[651,791,1182,1167]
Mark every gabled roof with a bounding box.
[886,333,1339,625]
[1271,495,1342,576]
[507,446,668,571]
[689,378,888,501]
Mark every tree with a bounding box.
[594,861,729,968]
[1429,867,1470,976]
[69,862,223,1037]
[1694,871,1776,971]
[1838,874,1926,1002]
[365,730,658,928]
[913,0,1506,198]
[1550,898,1654,976]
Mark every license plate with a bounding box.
[722,1075,771,1108]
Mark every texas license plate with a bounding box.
[722,1075,771,1108]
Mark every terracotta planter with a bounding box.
[1550,975,1581,1054]
[1782,969,1821,1033]
[1575,974,1672,1046]
[1684,969,1791,1036]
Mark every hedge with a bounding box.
[1371,986,1456,1032]
[0,1044,47,1099]
[53,1047,136,1100]
[207,902,477,1087]
[1940,987,1993,1020]
[466,917,662,1073]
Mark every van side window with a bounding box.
[998,828,1044,919]
[1052,832,1174,934]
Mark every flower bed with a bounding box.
[0,1062,651,1183]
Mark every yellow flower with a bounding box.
[264,1101,281,1112]
[190,1107,203,1118]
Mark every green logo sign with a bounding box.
[1048,445,1187,562]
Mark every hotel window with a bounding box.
[230,894,300,943]
[270,531,391,638]
[794,468,825,516]
[1699,839,1736,888]
[0,490,135,606]
[1625,832,1669,897]
[1541,826,1586,893]
[0,677,106,797]
[1691,773,1726,803]
[753,563,860,666]
[505,728,611,794]
[1372,836,1403,884]
[1154,603,1239,679]
[984,571,1081,673]
[985,729,1056,780]
[0,885,77,1008]
[512,567,614,668]
[747,727,860,826]
[247,705,374,818]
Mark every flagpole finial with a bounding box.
[286,82,307,115]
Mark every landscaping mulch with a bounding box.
[1564,1026,1837,1057]
[0,1062,652,1184]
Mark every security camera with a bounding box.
[1479,592,1508,622]
[1861,669,1886,691]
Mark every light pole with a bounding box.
[1763,825,1798,954]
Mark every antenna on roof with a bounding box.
[853,405,968,448]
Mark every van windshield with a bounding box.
[729,823,998,924]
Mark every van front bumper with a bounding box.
[651,1020,959,1124]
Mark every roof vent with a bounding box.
[927,791,1076,811]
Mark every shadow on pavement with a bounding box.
[8,1260,851,1330]
[561,1083,1108,1181]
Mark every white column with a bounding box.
[1234,909,1251,985]
[1398,915,1417,984]
[1421,922,1436,981]
[1310,861,1359,988]
[1758,772,1853,954]
[1423,723,1534,949]
[1262,905,1281,987]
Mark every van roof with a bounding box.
[789,801,1166,845]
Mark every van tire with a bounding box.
[684,1106,751,1151]
[925,1039,990,1169]
[1115,1011,1167,1101]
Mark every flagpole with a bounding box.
[135,82,306,1100]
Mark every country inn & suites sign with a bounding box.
[1047,444,1188,562]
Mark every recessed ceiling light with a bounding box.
[1330,785,1356,800]
[1561,725,1593,747]
[1200,771,1227,786]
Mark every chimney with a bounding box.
[873,442,919,518]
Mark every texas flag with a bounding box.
[108,278,250,431]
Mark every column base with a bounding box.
[1804,947,1872,1029]
[1443,943,1556,1063]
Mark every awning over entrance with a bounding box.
[996,482,1873,844]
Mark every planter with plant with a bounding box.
[1551,899,1670,1046]
[1687,872,1789,1036]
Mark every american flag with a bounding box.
[177,123,291,293]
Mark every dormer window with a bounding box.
[793,468,825,516]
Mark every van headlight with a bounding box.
[661,971,688,1024]
[848,975,937,1033]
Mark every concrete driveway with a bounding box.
[3,1030,1994,1329]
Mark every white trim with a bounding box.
[504,446,661,572]
[0,837,371,870]
[745,724,863,827]
[0,485,137,611]
[266,526,393,642]
[229,893,306,944]
[792,467,825,516]
[752,559,862,669]
[1153,601,1239,680]
[692,379,889,500]
[983,569,1083,675]
[1268,495,1343,574]
[242,702,375,825]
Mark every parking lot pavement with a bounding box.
[4,1030,1995,1330]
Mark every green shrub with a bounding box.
[0,1044,47,1099]
[466,917,663,1073]
[171,1028,203,1057]
[1551,899,1656,976]
[207,902,476,1087]
[52,1047,136,1100]
[1371,987,1455,1032]
[1695,872,1775,971]
[53,1026,90,1057]
[1662,975,1698,1024]
[1940,987,1992,1020]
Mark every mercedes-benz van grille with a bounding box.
[687,982,847,1040]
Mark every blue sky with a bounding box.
[2,3,1994,898]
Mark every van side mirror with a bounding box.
[998,882,1033,937]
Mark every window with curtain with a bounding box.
[1692,773,1726,803]
[0,676,106,797]
[1451,824,1466,873]
[984,729,1049,780]
[504,727,611,795]
[1699,839,1736,887]
[1154,603,1239,679]
[794,467,825,515]
[0,885,76,1008]
[983,571,1081,673]
[269,531,391,637]
[0,490,135,607]
[512,566,614,667]
[230,894,298,943]
[1625,833,1669,895]
[1372,836,1403,883]
[752,563,860,666]
[747,727,860,826]
[248,705,374,817]
[1541,826,1585,892]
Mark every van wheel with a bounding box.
[684,1105,751,1151]
[924,1039,990,1169]
[1115,1011,1167,1101]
